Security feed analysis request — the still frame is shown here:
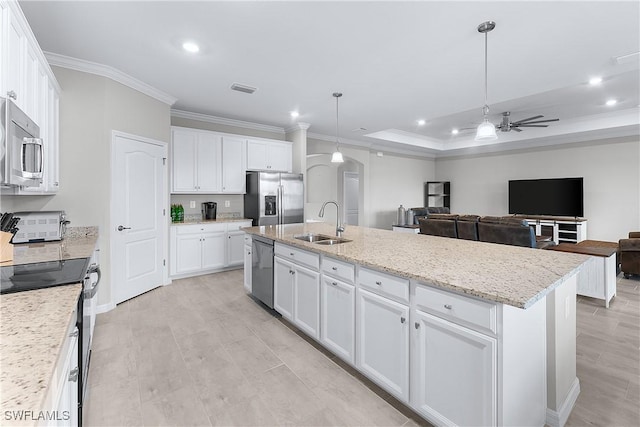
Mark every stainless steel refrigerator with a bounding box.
[244,172,304,226]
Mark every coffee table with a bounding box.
[551,242,617,308]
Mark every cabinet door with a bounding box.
[274,256,294,320]
[222,136,246,193]
[201,231,226,270]
[247,139,269,170]
[268,141,292,172]
[24,42,39,119]
[174,233,202,274]
[293,264,320,339]
[321,276,355,364]
[171,130,197,192]
[243,244,252,293]
[53,328,79,427]
[196,133,222,192]
[412,310,497,427]
[6,8,26,110]
[227,231,245,266]
[356,288,409,402]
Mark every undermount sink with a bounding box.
[293,233,351,245]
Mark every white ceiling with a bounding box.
[20,1,640,156]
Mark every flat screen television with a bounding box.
[508,177,584,217]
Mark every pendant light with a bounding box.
[331,92,344,163]
[475,21,498,141]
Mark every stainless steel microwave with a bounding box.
[0,96,44,187]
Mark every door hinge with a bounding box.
[163,208,166,216]
[163,259,166,266]
[162,157,166,165]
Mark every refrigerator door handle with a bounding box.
[277,185,282,225]
[279,184,284,225]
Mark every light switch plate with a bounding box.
[225,200,231,208]
[190,201,196,209]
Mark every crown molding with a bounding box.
[285,122,311,133]
[171,109,286,134]
[307,132,437,159]
[44,52,177,106]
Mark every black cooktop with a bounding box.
[0,258,90,294]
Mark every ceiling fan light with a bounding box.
[475,119,498,141]
[331,150,344,163]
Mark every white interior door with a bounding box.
[112,133,166,304]
[344,171,359,225]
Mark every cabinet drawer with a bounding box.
[414,284,497,335]
[275,243,319,271]
[358,267,409,304]
[175,223,227,234]
[228,221,252,231]
[322,256,355,283]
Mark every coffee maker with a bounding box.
[201,202,217,220]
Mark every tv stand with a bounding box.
[514,215,587,245]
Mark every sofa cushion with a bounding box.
[620,238,640,251]
[478,222,536,248]
[419,218,458,238]
[427,213,459,221]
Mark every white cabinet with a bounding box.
[356,286,410,403]
[524,217,587,244]
[411,309,497,426]
[243,235,252,293]
[320,275,355,364]
[228,221,252,268]
[171,128,222,193]
[274,243,321,339]
[170,223,226,276]
[1,0,60,195]
[41,313,79,427]
[247,139,292,172]
[221,136,247,193]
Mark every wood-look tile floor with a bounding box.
[84,270,640,426]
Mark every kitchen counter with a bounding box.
[171,218,252,226]
[0,284,82,418]
[0,226,98,267]
[243,222,589,309]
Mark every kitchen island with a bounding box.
[244,222,589,427]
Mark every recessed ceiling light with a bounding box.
[417,119,426,126]
[290,111,299,118]
[451,129,459,135]
[605,99,617,106]
[182,42,200,53]
[589,77,603,85]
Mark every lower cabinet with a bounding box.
[411,309,497,426]
[320,275,355,364]
[274,256,295,320]
[227,231,245,266]
[356,287,410,403]
[200,230,226,270]
[243,244,252,293]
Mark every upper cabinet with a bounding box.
[247,139,292,172]
[171,126,293,194]
[1,0,61,195]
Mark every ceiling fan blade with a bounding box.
[515,118,559,124]
[514,124,548,128]
[512,115,543,123]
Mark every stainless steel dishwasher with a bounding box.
[251,235,274,308]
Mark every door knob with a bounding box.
[117,225,131,231]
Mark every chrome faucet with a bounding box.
[319,201,345,237]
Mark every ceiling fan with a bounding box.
[496,111,559,132]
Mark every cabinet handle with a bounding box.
[331,282,338,286]
[7,90,17,100]
[248,251,251,255]
[444,304,452,310]
[68,367,79,383]
[332,267,338,271]
[291,270,295,275]
[69,328,79,338]
[415,322,420,329]
[400,316,406,324]
[290,252,295,256]
[375,281,382,285]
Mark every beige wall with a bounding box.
[2,66,171,307]
[435,137,640,242]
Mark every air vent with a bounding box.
[230,83,257,94]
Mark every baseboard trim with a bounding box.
[95,302,116,314]
[546,377,581,427]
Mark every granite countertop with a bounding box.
[0,284,82,417]
[1,227,98,267]
[243,223,589,309]
[171,218,253,226]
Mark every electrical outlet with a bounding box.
[224,200,231,208]
[190,201,196,209]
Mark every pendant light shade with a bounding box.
[331,92,345,163]
[475,21,498,142]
